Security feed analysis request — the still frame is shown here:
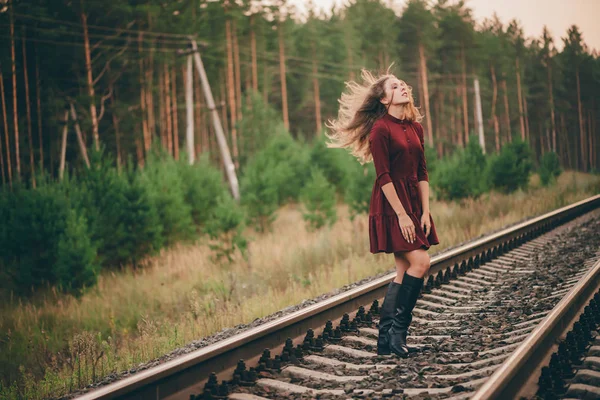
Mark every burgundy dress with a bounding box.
[368,113,440,254]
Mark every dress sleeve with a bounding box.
[369,122,393,186]
[415,122,429,182]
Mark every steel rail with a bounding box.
[75,194,600,400]
[472,257,600,399]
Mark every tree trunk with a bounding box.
[164,63,173,155]
[418,43,433,146]
[220,70,230,143]
[158,63,166,148]
[461,45,469,144]
[146,20,155,139]
[523,91,530,142]
[35,48,43,172]
[449,86,456,147]
[22,32,36,187]
[547,65,556,152]
[560,113,571,169]
[0,68,11,186]
[435,92,442,157]
[501,75,511,143]
[311,43,321,135]
[278,23,289,131]
[233,19,242,120]
[171,66,179,161]
[10,6,20,178]
[184,58,194,164]
[109,80,121,170]
[80,1,100,150]
[250,15,258,92]
[490,64,500,152]
[225,19,239,168]
[587,109,592,171]
[515,57,525,141]
[576,67,585,172]
[138,32,150,155]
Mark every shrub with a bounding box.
[432,138,487,200]
[344,161,376,221]
[486,140,533,193]
[300,168,337,231]
[539,151,562,186]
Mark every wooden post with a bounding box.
[191,40,239,201]
[185,55,194,164]
[59,110,69,180]
[474,77,485,154]
[69,102,91,168]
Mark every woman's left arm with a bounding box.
[416,123,431,234]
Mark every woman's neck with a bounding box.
[387,103,410,120]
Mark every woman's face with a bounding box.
[381,77,410,106]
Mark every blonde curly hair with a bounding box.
[324,66,422,165]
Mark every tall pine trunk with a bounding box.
[547,65,557,152]
[225,19,238,167]
[0,68,11,186]
[164,63,173,155]
[461,45,469,144]
[501,75,511,143]
[233,19,242,120]
[490,64,500,152]
[35,48,43,172]
[515,57,525,141]
[139,33,150,155]
[575,67,585,171]
[171,66,179,161]
[311,43,321,135]
[10,6,20,178]
[250,16,258,92]
[81,0,100,150]
[278,23,289,130]
[418,43,433,145]
[22,33,35,187]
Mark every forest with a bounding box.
[0,0,599,398]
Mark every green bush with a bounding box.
[54,210,100,296]
[300,167,338,231]
[240,152,280,233]
[73,149,133,269]
[203,193,248,264]
[486,140,533,193]
[140,150,195,246]
[236,92,284,172]
[0,184,97,296]
[176,153,229,233]
[539,151,562,186]
[432,138,487,200]
[344,161,376,221]
[308,132,351,194]
[259,132,312,204]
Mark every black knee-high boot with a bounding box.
[388,272,424,356]
[376,281,402,355]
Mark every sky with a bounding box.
[287,0,600,53]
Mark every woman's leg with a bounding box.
[403,249,431,278]
[388,249,431,356]
[393,251,411,283]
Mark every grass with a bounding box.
[1,171,599,399]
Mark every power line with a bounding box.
[1,22,191,48]
[12,12,193,39]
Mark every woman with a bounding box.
[325,67,439,357]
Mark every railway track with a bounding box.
[73,195,600,400]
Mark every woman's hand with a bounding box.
[421,211,431,236]
[397,213,416,244]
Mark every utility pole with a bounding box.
[185,55,194,165]
[189,39,240,202]
[474,77,486,154]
